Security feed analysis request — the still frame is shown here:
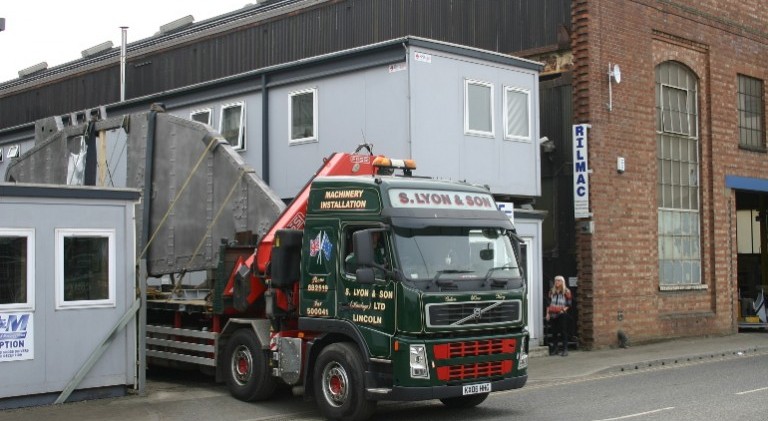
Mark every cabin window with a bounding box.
[220,102,246,151]
[55,229,116,309]
[191,108,213,126]
[504,87,530,141]
[464,79,494,137]
[0,228,35,310]
[289,88,318,144]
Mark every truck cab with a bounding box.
[290,158,528,419]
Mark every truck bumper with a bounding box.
[366,374,527,401]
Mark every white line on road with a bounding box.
[735,386,768,395]
[591,407,675,421]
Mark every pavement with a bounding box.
[526,330,768,385]
[1,330,767,420]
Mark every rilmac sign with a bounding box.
[573,124,591,219]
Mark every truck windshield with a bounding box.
[392,226,522,288]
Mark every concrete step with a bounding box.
[529,345,550,358]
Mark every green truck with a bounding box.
[197,153,529,420]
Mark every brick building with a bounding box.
[561,0,768,348]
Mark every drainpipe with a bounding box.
[761,197,768,294]
[403,42,412,156]
[261,73,270,184]
[120,26,128,102]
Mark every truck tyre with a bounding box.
[439,393,489,408]
[224,328,276,401]
[313,342,376,421]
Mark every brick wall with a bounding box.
[571,0,768,348]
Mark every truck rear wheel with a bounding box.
[313,342,376,421]
[224,328,276,401]
[439,392,489,408]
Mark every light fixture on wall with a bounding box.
[607,63,621,111]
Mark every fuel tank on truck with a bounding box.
[4,107,285,276]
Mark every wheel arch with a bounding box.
[300,318,371,400]
[216,318,272,381]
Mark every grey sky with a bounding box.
[0,1,252,83]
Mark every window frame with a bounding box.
[737,74,766,151]
[190,108,213,126]
[7,144,20,159]
[660,84,694,136]
[289,88,319,145]
[0,228,35,311]
[219,102,246,151]
[464,79,495,138]
[655,62,702,289]
[503,86,531,141]
[55,228,116,310]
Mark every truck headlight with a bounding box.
[409,345,430,379]
[518,352,529,370]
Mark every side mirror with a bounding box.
[356,267,375,284]
[352,230,375,267]
[480,248,494,261]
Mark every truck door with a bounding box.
[338,225,397,358]
[300,220,338,319]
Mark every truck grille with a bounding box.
[426,300,521,327]
[436,361,513,381]
[433,339,517,381]
[433,339,516,359]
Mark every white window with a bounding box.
[504,87,531,141]
[219,102,246,151]
[464,79,494,137]
[7,144,20,159]
[0,228,35,310]
[289,88,318,143]
[67,135,87,186]
[55,229,116,309]
[191,108,213,126]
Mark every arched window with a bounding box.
[656,61,701,286]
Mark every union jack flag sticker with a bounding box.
[309,231,333,263]
[309,232,322,258]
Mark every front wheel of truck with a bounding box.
[224,328,276,401]
[313,342,377,421]
[439,393,489,408]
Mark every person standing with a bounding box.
[546,275,572,356]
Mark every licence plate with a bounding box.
[462,382,491,395]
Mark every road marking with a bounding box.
[591,407,675,421]
[735,386,768,395]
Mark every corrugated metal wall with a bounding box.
[0,0,570,130]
